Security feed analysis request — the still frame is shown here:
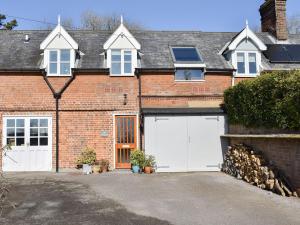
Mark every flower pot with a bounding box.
[92,165,101,173]
[144,166,152,174]
[82,164,92,174]
[101,166,109,173]
[132,165,140,173]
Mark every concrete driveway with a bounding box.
[1,172,300,225]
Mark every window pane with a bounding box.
[111,62,121,74]
[40,138,48,146]
[40,128,48,137]
[112,50,121,61]
[124,63,132,74]
[175,69,204,80]
[16,119,24,127]
[249,53,257,74]
[7,128,15,137]
[7,119,15,127]
[16,128,24,137]
[7,138,15,146]
[237,53,245,74]
[40,119,48,127]
[30,128,38,137]
[50,63,57,74]
[16,138,25,146]
[30,138,38,146]
[60,63,70,74]
[60,50,70,61]
[172,48,201,61]
[30,119,38,127]
[124,51,132,61]
[50,51,57,61]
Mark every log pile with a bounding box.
[222,144,298,197]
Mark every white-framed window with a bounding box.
[111,49,133,75]
[175,68,205,81]
[236,51,259,76]
[48,49,71,76]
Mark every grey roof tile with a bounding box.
[0,29,300,71]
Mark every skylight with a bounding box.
[171,47,202,62]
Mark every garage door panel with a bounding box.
[187,116,223,171]
[145,116,188,172]
[145,115,226,172]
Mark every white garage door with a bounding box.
[2,116,52,171]
[145,115,226,172]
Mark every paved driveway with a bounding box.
[1,172,300,225]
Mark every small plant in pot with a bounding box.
[143,155,156,174]
[92,161,101,174]
[130,149,145,173]
[100,159,109,172]
[76,147,96,174]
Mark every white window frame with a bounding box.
[48,49,71,76]
[235,51,260,77]
[110,49,134,76]
[174,68,206,82]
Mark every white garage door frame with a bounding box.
[2,115,52,172]
[144,114,227,172]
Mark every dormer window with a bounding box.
[111,50,133,75]
[49,49,71,75]
[236,51,258,75]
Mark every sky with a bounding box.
[1,0,300,32]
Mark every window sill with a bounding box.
[47,74,72,77]
[234,74,258,78]
[174,79,205,83]
[110,74,135,77]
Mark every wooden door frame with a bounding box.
[113,113,139,170]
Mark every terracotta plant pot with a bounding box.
[92,165,101,173]
[144,166,152,174]
[101,166,109,172]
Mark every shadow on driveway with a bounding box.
[0,178,171,225]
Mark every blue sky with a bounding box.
[1,0,300,31]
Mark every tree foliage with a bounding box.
[224,70,300,130]
[0,14,17,30]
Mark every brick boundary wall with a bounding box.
[227,125,300,196]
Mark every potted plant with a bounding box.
[100,159,109,172]
[143,155,156,174]
[76,147,96,174]
[130,149,145,173]
[92,160,101,174]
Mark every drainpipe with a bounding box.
[135,69,143,150]
[42,69,75,172]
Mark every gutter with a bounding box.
[135,69,143,150]
[41,69,76,173]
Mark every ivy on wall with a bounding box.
[224,70,300,130]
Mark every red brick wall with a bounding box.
[0,71,232,169]
[141,73,232,108]
[230,138,300,195]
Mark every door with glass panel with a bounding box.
[115,115,137,169]
[2,117,52,171]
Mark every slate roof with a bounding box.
[0,29,300,71]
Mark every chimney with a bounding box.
[259,0,288,41]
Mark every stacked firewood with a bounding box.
[222,144,298,197]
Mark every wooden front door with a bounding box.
[115,115,137,169]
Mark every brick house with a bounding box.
[0,0,299,172]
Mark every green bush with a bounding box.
[130,149,145,167]
[76,147,97,165]
[224,70,300,130]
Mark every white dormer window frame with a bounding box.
[233,51,261,77]
[48,49,72,76]
[103,19,140,77]
[110,49,134,76]
[40,21,78,76]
